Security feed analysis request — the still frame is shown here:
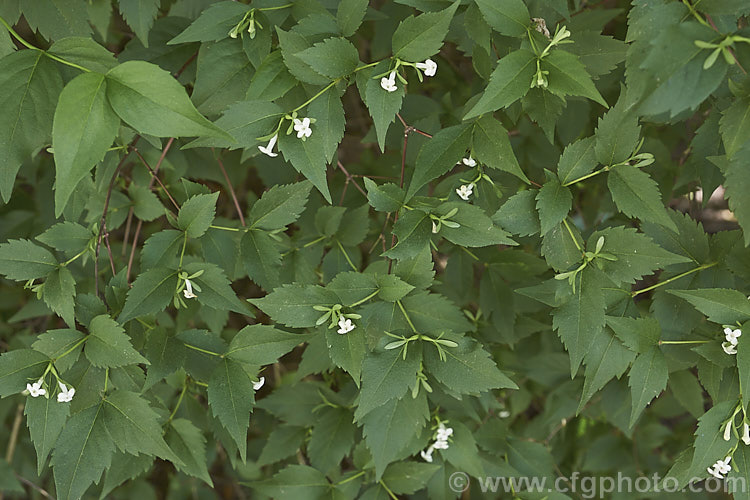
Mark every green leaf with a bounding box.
[424,337,517,394]
[307,406,356,472]
[0,50,62,202]
[361,391,429,479]
[337,0,368,37]
[43,267,76,327]
[208,358,254,460]
[686,401,736,481]
[354,346,422,419]
[140,230,183,269]
[184,261,247,314]
[226,325,306,365]
[184,100,284,150]
[543,49,608,107]
[25,395,69,474]
[165,419,213,485]
[606,316,661,354]
[566,31,627,78]
[249,181,313,230]
[628,346,668,426]
[52,402,115,500]
[376,274,415,302]
[536,175,572,235]
[22,0,91,40]
[105,61,232,140]
[607,164,678,231]
[0,239,58,281]
[325,327,366,384]
[47,37,118,74]
[464,50,536,119]
[552,267,607,375]
[588,226,691,285]
[493,190,540,237]
[391,2,458,62]
[241,230,281,291]
[276,28,330,86]
[143,327,186,390]
[594,102,641,166]
[309,86,346,163]
[243,52,297,102]
[252,464,330,500]
[381,462,440,495]
[258,425,307,466]
[168,1,251,44]
[406,123,473,200]
[103,390,180,463]
[394,248,435,290]
[118,268,178,323]
[362,61,405,152]
[522,87,566,142]
[249,284,339,328]
[737,332,750,413]
[37,222,92,255]
[298,37,360,79]
[85,315,148,368]
[578,329,635,412]
[178,192,219,238]
[32,329,85,373]
[724,143,750,245]
[471,115,528,182]
[364,178,405,213]
[474,0,530,37]
[278,124,332,203]
[720,95,750,159]
[556,136,597,186]
[129,184,163,221]
[435,202,517,247]
[191,39,254,116]
[382,209,431,260]
[119,0,160,47]
[0,349,49,398]
[667,289,750,324]
[541,221,583,271]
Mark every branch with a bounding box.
[212,148,246,226]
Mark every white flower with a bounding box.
[433,439,449,450]
[253,377,265,391]
[723,341,738,355]
[436,423,453,441]
[725,327,742,345]
[57,382,75,403]
[337,317,355,335]
[707,456,732,478]
[26,379,46,398]
[380,71,398,92]
[258,134,278,157]
[183,278,197,299]
[724,420,733,441]
[420,447,434,462]
[461,156,476,167]
[432,221,438,233]
[293,117,313,139]
[416,59,437,77]
[743,423,750,445]
[456,184,474,201]
[499,410,511,418]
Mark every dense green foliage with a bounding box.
[1,0,750,499]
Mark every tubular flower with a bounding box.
[258,134,278,157]
[416,59,437,77]
[57,382,75,403]
[380,71,398,92]
[26,379,46,398]
[183,278,197,299]
[456,184,474,201]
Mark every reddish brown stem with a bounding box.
[133,149,180,211]
[213,148,246,226]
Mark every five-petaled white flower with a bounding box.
[743,423,750,446]
[724,420,733,441]
[380,71,398,92]
[253,377,265,391]
[462,156,476,167]
[293,118,313,139]
[183,278,197,299]
[416,59,437,77]
[57,382,75,403]
[258,134,278,157]
[707,456,732,479]
[456,184,474,201]
[337,317,355,335]
[26,379,46,398]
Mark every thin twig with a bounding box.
[213,148,246,226]
[336,161,367,197]
[133,148,180,211]
[14,475,55,500]
[95,137,138,297]
[126,138,175,283]
[174,51,198,78]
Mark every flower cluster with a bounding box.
[380,58,437,93]
[722,327,742,355]
[707,456,732,480]
[313,304,360,335]
[25,378,75,403]
[420,422,453,462]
